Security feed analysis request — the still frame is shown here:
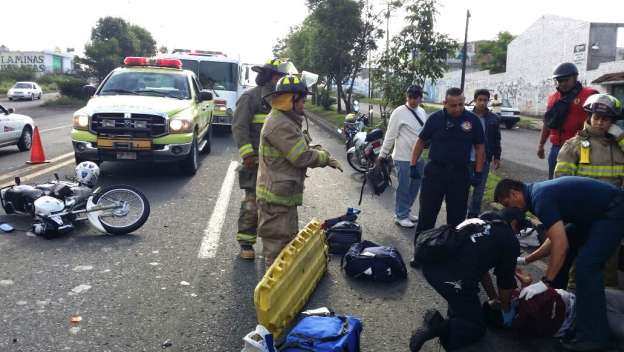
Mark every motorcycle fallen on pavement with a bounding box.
[0,174,150,238]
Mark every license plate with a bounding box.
[97,138,151,150]
[116,152,137,160]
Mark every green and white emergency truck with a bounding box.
[71,57,214,175]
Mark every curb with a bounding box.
[305,110,343,140]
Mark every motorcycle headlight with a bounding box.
[169,119,192,133]
[73,112,89,130]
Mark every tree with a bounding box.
[82,17,157,81]
[375,0,457,109]
[476,31,515,74]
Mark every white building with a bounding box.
[426,15,624,115]
[0,50,74,75]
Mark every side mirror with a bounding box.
[7,107,14,114]
[82,85,97,98]
[198,90,213,102]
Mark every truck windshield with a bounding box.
[198,61,237,92]
[99,71,190,99]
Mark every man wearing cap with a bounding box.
[256,75,343,267]
[537,62,597,179]
[409,208,523,351]
[494,176,624,351]
[377,85,428,228]
[231,59,296,259]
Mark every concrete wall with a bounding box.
[424,15,624,116]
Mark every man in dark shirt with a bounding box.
[410,87,486,247]
[494,176,624,351]
[409,209,522,351]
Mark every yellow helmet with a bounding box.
[345,113,357,122]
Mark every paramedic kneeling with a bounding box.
[409,209,523,351]
[494,176,624,351]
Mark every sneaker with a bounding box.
[239,244,255,260]
[423,309,444,329]
[409,327,436,352]
[409,214,419,222]
[395,217,415,228]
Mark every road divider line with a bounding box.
[198,161,238,259]
[41,125,72,133]
[0,158,75,188]
[0,151,75,185]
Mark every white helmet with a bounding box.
[75,161,100,186]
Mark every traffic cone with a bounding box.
[26,126,49,164]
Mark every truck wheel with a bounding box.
[17,126,32,151]
[180,135,199,175]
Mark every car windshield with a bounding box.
[501,99,512,108]
[198,61,237,91]
[14,83,32,89]
[99,71,191,99]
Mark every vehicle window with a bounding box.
[180,59,199,76]
[14,83,32,89]
[191,77,200,97]
[502,99,512,108]
[198,61,237,91]
[99,71,191,99]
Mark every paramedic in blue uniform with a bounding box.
[495,176,624,351]
[410,87,486,246]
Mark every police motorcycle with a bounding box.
[337,100,371,150]
[0,162,150,238]
[346,127,384,173]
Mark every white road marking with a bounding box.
[0,158,75,188]
[40,125,72,133]
[198,161,238,259]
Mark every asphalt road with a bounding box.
[0,102,559,351]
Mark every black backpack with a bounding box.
[342,240,407,282]
[326,221,362,255]
[413,221,504,266]
[358,158,392,205]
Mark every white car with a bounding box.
[7,82,43,101]
[0,104,34,151]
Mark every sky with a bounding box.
[1,0,623,64]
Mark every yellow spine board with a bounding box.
[253,220,328,338]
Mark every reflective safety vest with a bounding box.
[232,84,273,159]
[555,124,624,187]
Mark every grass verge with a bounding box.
[305,102,345,128]
[42,96,87,107]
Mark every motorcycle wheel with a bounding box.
[347,151,369,173]
[92,185,150,235]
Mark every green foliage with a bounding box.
[57,76,88,99]
[0,66,37,82]
[82,17,157,81]
[375,0,457,108]
[42,95,89,107]
[476,31,515,74]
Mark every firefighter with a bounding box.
[231,58,297,259]
[549,94,624,289]
[256,75,342,266]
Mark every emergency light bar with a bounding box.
[123,57,183,69]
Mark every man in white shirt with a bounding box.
[378,85,428,228]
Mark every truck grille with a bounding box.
[90,113,167,138]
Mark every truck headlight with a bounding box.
[169,119,192,133]
[73,112,89,130]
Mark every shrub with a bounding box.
[0,66,37,82]
[57,76,88,99]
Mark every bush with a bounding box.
[57,76,88,99]
[42,95,88,107]
[0,66,37,82]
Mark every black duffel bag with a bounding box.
[341,240,407,282]
[326,221,362,255]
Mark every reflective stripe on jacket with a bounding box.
[232,84,274,159]
[555,124,624,187]
[256,109,330,206]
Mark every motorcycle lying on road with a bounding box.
[346,128,385,173]
[1,175,150,238]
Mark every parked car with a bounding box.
[465,98,520,129]
[0,104,35,151]
[7,82,43,101]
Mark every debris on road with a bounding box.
[69,284,92,295]
[0,279,14,286]
[161,339,173,349]
[73,265,94,272]
[180,281,190,286]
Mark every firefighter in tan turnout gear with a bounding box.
[231,59,297,259]
[256,75,343,266]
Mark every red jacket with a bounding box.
[546,86,597,146]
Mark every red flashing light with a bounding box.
[123,57,182,69]
[214,99,227,106]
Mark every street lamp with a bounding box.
[460,9,471,92]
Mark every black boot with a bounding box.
[409,310,447,352]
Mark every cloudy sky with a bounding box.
[1,0,623,63]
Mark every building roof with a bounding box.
[592,72,624,85]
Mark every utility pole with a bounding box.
[460,9,470,91]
